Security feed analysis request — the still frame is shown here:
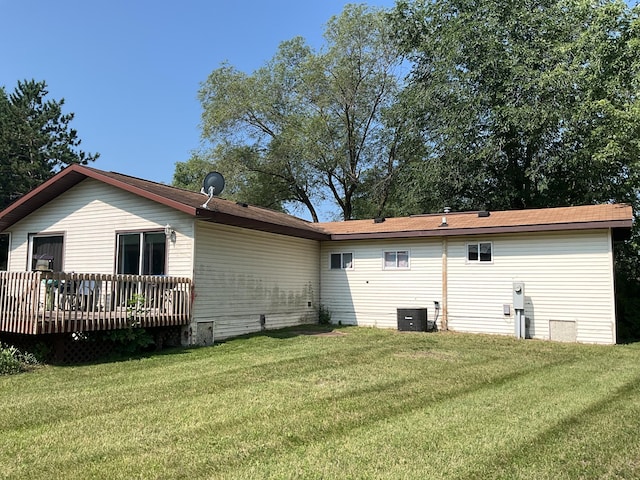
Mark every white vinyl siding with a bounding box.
[446,231,616,344]
[6,178,194,277]
[321,239,442,329]
[321,230,616,345]
[192,222,319,341]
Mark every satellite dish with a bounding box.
[200,172,225,209]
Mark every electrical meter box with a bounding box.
[513,282,525,310]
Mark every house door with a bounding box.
[29,234,64,272]
[0,233,9,271]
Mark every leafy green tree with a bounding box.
[172,153,213,192]
[304,4,404,220]
[389,0,640,213]
[188,4,404,221]
[0,80,99,209]
[390,0,640,340]
[173,147,290,212]
[190,40,320,219]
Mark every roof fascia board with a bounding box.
[1,167,82,215]
[327,220,632,241]
[0,168,86,231]
[195,209,330,240]
[0,165,198,232]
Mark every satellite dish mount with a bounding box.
[200,172,225,209]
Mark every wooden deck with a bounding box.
[0,272,192,335]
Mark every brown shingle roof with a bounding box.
[0,165,632,241]
[0,165,329,240]
[89,168,328,239]
[317,204,633,239]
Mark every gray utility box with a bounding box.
[513,282,525,310]
[397,308,428,332]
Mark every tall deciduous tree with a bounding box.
[182,4,404,221]
[173,147,290,212]
[0,80,98,209]
[389,0,640,213]
[390,0,640,340]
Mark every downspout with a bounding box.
[609,227,617,344]
[441,237,448,331]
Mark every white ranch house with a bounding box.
[0,165,632,346]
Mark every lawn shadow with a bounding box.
[262,324,349,340]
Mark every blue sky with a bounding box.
[1,1,396,199]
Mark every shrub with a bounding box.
[0,343,39,375]
[99,328,154,355]
[318,305,332,325]
[96,292,155,356]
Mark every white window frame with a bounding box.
[466,241,493,263]
[329,252,353,270]
[383,250,410,270]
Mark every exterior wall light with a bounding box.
[164,224,176,242]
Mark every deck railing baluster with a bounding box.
[0,271,192,335]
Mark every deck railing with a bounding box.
[0,271,192,335]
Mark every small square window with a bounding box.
[467,242,492,263]
[330,252,353,270]
[384,250,410,269]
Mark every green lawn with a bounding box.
[2,326,640,479]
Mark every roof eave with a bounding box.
[327,220,633,241]
[195,209,330,241]
[0,167,86,231]
[0,165,198,231]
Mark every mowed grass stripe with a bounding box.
[1,327,639,479]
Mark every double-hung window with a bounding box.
[384,250,409,269]
[117,232,166,275]
[467,242,492,263]
[330,252,353,270]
